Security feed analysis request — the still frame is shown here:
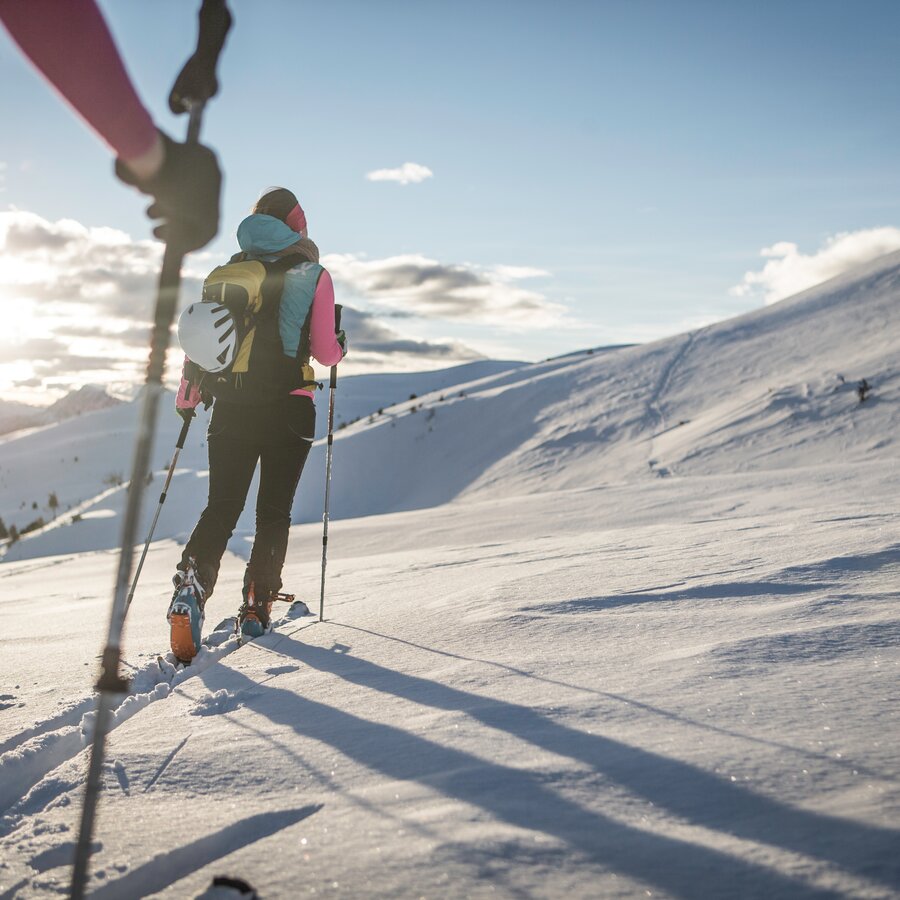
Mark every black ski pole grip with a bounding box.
[331,304,342,390]
[168,0,233,114]
[176,415,192,450]
[195,0,232,71]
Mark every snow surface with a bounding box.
[1,256,899,898]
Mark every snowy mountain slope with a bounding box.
[35,384,124,425]
[2,250,899,563]
[0,399,212,560]
[1,462,898,898]
[637,250,900,476]
[322,359,525,438]
[0,362,522,563]
[291,249,900,517]
[0,385,123,438]
[0,399,39,437]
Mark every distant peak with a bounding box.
[40,385,124,424]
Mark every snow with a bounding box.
[1,256,899,897]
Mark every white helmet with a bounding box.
[177,302,238,373]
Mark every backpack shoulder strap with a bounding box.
[265,252,307,274]
[255,253,309,314]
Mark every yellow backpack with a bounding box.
[199,252,314,401]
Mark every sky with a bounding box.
[1,0,900,404]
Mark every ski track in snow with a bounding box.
[0,604,312,839]
[647,329,697,477]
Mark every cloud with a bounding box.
[0,337,69,364]
[323,253,563,328]
[32,354,128,377]
[0,210,493,396]
[0,210,195,397]
[0,209,564,398]
[0,210,166,316]
[365,162,434,186]
[64,322,152,348]
[731,227,900,305]
[339,307,482,369]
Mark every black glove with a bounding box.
[169,0,233,114]
[336,329,348,357]
[176,389,212,421]
[115,130,221,251]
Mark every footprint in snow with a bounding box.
[283,600,311,620]
[191,690,244,717]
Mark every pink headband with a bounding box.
[286,202,307,234]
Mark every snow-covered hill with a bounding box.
[6,250,898,564]
[304,249,899,514]
[0,399,39,437]
[0,384,122,439]
[36,383,124,425]
[1,255,898,898]
[0,361,524,561]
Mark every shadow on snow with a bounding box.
[218,637,899,898]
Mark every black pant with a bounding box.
[181,395,315,601]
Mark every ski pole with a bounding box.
[319,305,342,622]
[123,414,192,616]
[70,116,200,900]
[71,7,230,897]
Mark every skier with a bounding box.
[0,0,224,251]
[170,187,347,661]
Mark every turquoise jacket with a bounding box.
[236,213,323,359]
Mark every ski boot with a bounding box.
[237,581,273,640]
[168,560,207,663]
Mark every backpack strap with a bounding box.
[258,253,308,312]
[292,301,317,391]
[268,252,306,272]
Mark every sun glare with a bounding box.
[0,287,39,339]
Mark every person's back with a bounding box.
[235,211,327,397]
[169,187,346,662]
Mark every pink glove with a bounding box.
[175,358,209,420]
